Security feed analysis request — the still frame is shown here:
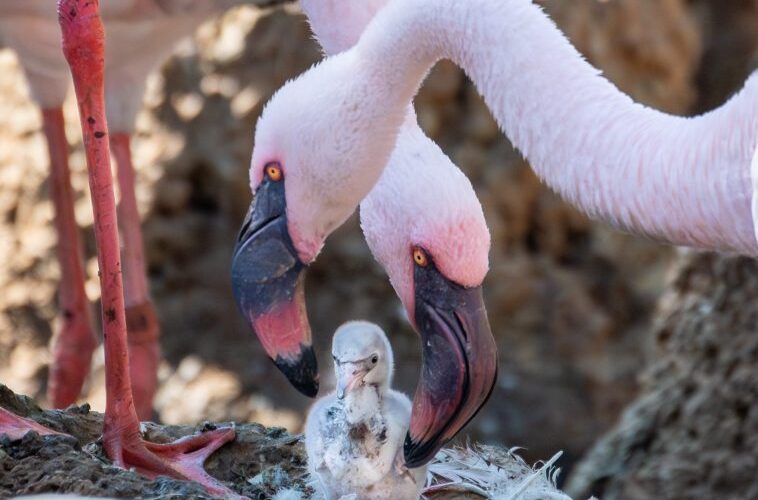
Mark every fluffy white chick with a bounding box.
[305,321,426,499]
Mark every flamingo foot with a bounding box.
[47,312,98,409]
[125,301,160,421]
[0,407,63,441]
[105,425,242,498]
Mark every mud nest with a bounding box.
[0,385,311,499]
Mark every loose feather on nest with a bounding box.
[305,443,575,499]
[423,444,569,499]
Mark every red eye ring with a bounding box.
[412,247,429,267]
[265,162,283,181]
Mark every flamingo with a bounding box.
[0,0,291,419]
[232,0,497,468]
[232,0,758,467]
[306,321,427,500]
[35,0,243,495]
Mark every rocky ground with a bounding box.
[0,0,754,497]
[0,384,310,499]
[1,384,575,499]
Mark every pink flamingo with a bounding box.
[232,0,757,467]
[51,1,238,495]
[0,0,282,419]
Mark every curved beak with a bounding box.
[403,263,498,468]
[231,177,319,397]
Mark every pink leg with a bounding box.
[111,133,160,421]
[58,2,238,497]
[0,406,62,440]
[42,107,98,409]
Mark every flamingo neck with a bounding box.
[357,0,758,253]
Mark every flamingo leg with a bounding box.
[58,2,238,496]
[42,107,98,409]
[0,406,62,440]
[111,133,160,421]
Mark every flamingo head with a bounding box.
[231,55,406,397]
[332,321,394,400]
[360,127,496,467]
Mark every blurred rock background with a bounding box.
[0,0,754,492]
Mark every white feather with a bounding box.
[423,445,570,499]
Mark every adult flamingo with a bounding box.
[0,1,308,495]
[30,1,237,495]
[0,0,291,418]
[335,0,499,464]
[232,0,757,466]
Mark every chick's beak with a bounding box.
[231,177,318,397]
[335,362,370,399]
[404,262,498,468]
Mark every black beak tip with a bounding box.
[403,434,437,469]
[273,345,319,398]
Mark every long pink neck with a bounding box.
[358,0,758,254]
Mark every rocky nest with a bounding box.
[0,385,310,499]
[1,385,576,499]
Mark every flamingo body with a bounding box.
[262,0,758,256]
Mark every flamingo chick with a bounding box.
[306,321,427,500]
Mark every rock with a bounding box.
[566,253,758,500]
[691,0,758,113]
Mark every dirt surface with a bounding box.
[1,384,310,499]
[2,384,574,499]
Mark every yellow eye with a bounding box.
[412,247,429,267]
[265,162,283,181]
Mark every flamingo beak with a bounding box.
[335,361,370,400]
[403,262,498,468]
[231,178,319,397]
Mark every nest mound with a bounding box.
[0,385,310,499]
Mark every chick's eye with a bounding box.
[371,355,378,364]
[265,162,283,181]
[412,247,429,267]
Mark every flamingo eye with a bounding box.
[265,162,283,181]
[412,247,429,267]
[371,354,379,364]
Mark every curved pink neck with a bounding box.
[358,0,758,254]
